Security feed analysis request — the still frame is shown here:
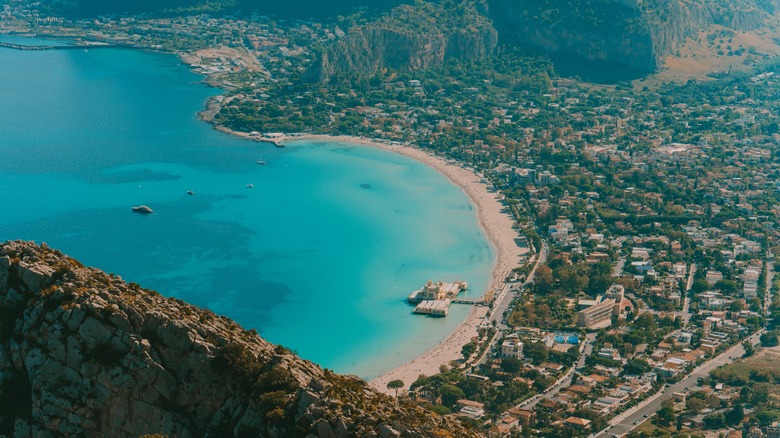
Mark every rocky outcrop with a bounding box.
[486,0,780,78]
[307,0,497,82]
[0,241,481,437]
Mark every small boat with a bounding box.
[132,205,153,214]
[187,190,194,195]
[246,184,254,188]
[256,160,266,165]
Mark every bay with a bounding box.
[0,39,494,378]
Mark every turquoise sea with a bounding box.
[0,36,494,378]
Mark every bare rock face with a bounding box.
[0,241,481,438]
[487,0,780,79]
[307,1,497,82]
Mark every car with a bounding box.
[643,414,648,418]
[634,420,640,425]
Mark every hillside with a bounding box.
[34,0,780,81]
[38,0,410,19]
[303,0,780,82]
[305,0,497,82]
[0,241,482,437]
[486,0,780,80]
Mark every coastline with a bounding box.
[192,61,525,391]
[289,134,525,393]
[0,33,524,386]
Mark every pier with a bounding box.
[248,131,285,147]
[408,280,490,316]
[451,298,486,305]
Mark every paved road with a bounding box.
[593,330,765,438]
[492,242,549,330]
[612,257,626,278]
[676,263,696,325]
[521,332,598,409]
[472,242,549,368]
[765,260,774,315]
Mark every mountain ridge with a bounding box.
[0,240,481,437]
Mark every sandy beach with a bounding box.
[288,134,526,394]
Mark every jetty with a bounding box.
[249,131,285,147]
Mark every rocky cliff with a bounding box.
[306,0,497,82]
[486,0,780,78]
[0,241,481,438]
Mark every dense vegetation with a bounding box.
[37,0,409,19]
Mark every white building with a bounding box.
[502,334,524,359]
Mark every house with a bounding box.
[507,407,536,427]
[457,399,485,411]
[706,270,723,285]
[563,416,592,431]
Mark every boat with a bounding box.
[246,184,254,188]
[256,160,266,165]
[131,205,153,214]
[187,190,194,195]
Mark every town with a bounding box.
[4,1,780,437]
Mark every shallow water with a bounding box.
[0,38,494,378]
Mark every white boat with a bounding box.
[257,160,266,165]
[187,190,194,195]
[246,184,254,188]
[132,205,153,214]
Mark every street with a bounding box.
[593,330,765,438]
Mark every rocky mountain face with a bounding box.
[0,241,481,437]
[306,0,780,82]
[486,0,780,78]
[306,0,497,82]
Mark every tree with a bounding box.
[461,341,477,360]
[501,358,523,373]
[623,358,651,375]
[739,386,752,403]
[524,341,548,364]
[703,412,725,429]
[751,382,771,404]
[387,379,404,397]
[438,384,465,408]
[411,374,432,391]
[705,394,721,409]
[657,406,676,426]
[760,331,779,347]
[534,265,554,294]
[742,340,755,357]
[725,403,744,426]
[686,398,706,414]
[691,278,710,293]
